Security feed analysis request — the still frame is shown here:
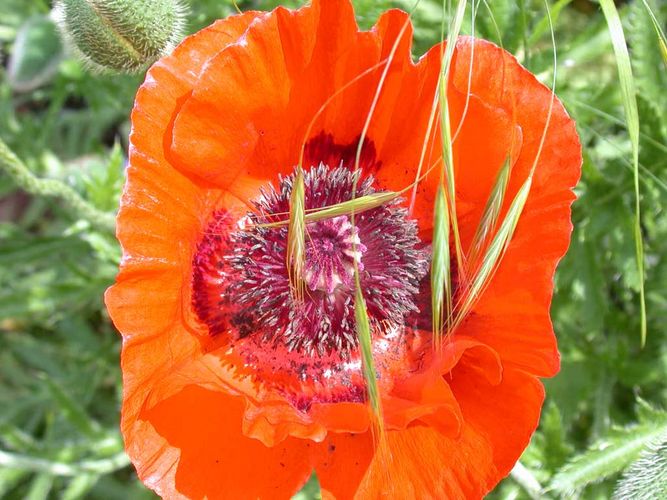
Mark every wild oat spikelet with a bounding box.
[287,167,306,301]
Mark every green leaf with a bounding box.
[540,403,574,473]
[549,405,667,495]
[528,0,573,46]
[25,473,53,500]
[7,15,63,92]
[474,0,520,51]
[613,435,667,500]
[0,449,130,476]
[43,376,102,439]
[628,0,667,134]
[62,474,100,500]
[0,468,29,497]
[570,231,607,333]
[0,234,89,267]
[516,0,530,66]
[80,142,124,212]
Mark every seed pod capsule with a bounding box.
[53,0,186,73]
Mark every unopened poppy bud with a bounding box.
[53,0,186,73]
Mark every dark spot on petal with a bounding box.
[303,131,382,174]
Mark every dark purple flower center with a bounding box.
[193,164,428,359]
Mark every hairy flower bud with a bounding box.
[53,0,186,73]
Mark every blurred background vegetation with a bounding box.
[0,0,666,498]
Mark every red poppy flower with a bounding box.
[105,0,581,498]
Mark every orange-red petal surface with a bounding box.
[450,38,580,380]
[317,365,544,499]
[105,12,263,495]
[147,385,313,499]
[106,0,581,498]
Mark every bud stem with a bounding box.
[0,137,115,232]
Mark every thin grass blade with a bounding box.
[640,0,667,66]
[481,0,504,48]
[451,0,477,144]
[528,0,574,46]
[599,0,647,346]
[256,158,444,230]
[410,0,473,214]
[518,0,530,66]
[581,122,667,193]
[409,90,440,215]
[354,279,382,425]
[346,5,414,420]
[287,168,306,301]
[439,0,468,282]
[659,35,667,66]
[431,185,451,350]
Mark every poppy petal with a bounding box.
[317,365,543,498]
[106,1,581,497]
[145,385,313,499]
[168,0,440,195]
[167,0,367,189]
[107,11,263,341]
[450,38,581,378]
[315,431,375,500]
[105,13,264,497]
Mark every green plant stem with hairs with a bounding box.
[0,449,129,477]
[0,137,115,232]
[510,462,543,500]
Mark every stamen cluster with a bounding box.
[194,165,428,358]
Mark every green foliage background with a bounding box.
[0,0,666,498]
